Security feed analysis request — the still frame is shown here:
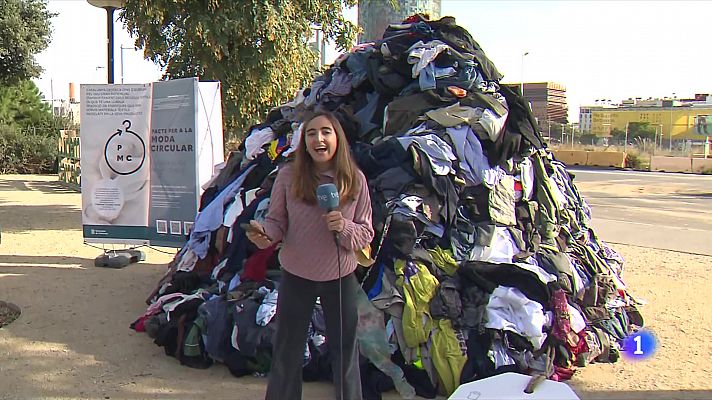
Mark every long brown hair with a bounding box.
[292,111,360,205]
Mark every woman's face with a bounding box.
[304,115,338,169]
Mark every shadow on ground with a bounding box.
[0,178,79,194]
[0,204,81,232]
[679,192,712,198]
[0,255,92,267]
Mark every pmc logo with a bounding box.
[104,119,146,175]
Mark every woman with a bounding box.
[246,111,374,400]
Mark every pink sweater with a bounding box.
[261,163,374,281]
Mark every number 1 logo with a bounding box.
[623,330,657,361]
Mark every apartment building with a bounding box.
[578,95,712,140]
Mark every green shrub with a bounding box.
[625,152,642,169]
[0,127,58,174]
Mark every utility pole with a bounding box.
[669,105,674,152]
[88,0,125,84]
[520,51,529,97]
[561,124,565,146]
[120,45,133,84]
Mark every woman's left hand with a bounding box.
[324,210,345,233]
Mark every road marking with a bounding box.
[594,218,712,232]
[570,168,712,181]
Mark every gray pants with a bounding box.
[265,270,362,400]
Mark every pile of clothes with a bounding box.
[132,15,644,399]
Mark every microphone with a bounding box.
[316,182,344,400]
[317,183,340,245]
[316,183,340,211]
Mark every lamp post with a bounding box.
[87,0,125,84]
[520,51,529,97]
[669,98,674,152]
[120,45,134,84]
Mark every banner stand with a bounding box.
[80,78,224,261]
[93,247,146,269]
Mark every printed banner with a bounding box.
[148,78,200,246]
[80,78,224,247]
[80,84,152,244]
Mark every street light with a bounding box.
[669,96,674,152]
[520,51,529,97]
[120,45,134,84]
[87,0,125,84]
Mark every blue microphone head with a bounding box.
[316,183,340,211]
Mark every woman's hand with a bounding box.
[324,211,346,233]
[245,220,273,249]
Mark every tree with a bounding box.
[0,0,54,85]
[0,80,64,174]
[121,0,359,139]
[579,133,598,145]
[628,122,656,141]
[610,128,626,141]
[0,80,55,133]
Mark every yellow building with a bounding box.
[580,99,712,140]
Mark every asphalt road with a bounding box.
[568,168,712,255]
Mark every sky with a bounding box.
[35,0,712,123]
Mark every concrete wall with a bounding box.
[552,150,588,166]
[649,156,712,173]
[586,152,627,168]
[692,158,712,173]
[552,150,627,168]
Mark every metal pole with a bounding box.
[106,7,116,83]
[120,45,132,84]
[561,124,565,145]
[320,31,327,67]
[669,106,673,152]
[120,46,125,84]
[520,51,528,97]
[624,122,629,152]
[314,29,321,69]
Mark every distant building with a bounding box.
[358,0,442,43]
[48,83,81,126]
[578,95,712,140]
[508,82,568,133]
[579,107,592,134]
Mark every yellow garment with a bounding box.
[267,140,279,160]
[357,244,375,267]
[431,319,467,396]
[394,259,439,348]
[427,246,459,276]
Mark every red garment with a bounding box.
[552,365,575,381]
[568,330,589,356]
[130,314,150,332]
[550,289,571,342]
[447,86,467,98]
[241,243,278,282]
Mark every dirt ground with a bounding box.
[1,174,711,400]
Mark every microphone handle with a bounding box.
[326,207,340,247]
